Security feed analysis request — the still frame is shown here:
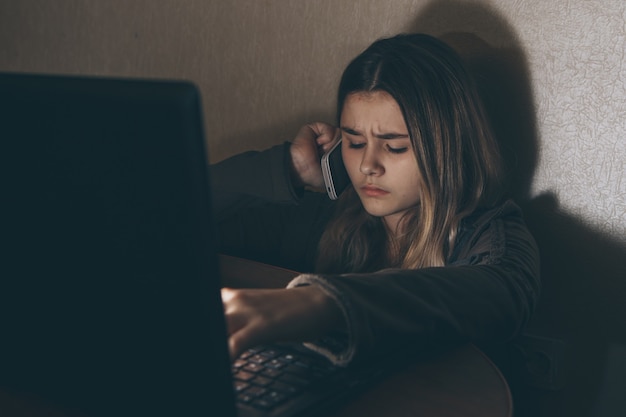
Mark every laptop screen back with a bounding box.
[0,73,236,417]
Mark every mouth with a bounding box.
[360,184,390,197]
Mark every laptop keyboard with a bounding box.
[232,345,338,412]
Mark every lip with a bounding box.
[360,184,390,197]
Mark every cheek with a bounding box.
[342,150,360,179]
[395,162,421,196]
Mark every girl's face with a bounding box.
[340,91,421,233]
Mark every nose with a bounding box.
[360,146,383,176]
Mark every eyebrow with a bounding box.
[340,126,409,140]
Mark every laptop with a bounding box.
[0,73,392,417]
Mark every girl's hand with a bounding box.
[221,286,341,360]
[290,122,340,190]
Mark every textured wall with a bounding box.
[0,1,625,415]
[514,1,626,238]
[0,0,622,239]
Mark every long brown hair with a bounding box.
[316,33,504,273]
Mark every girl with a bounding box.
[213,33,540,365]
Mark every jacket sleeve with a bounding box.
[209,142,332,271]
[210,142,301,219]
[288,201,541,366]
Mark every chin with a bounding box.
[360,204,392,218]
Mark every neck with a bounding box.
[383,215,405,239]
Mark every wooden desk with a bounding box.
[0,256,512,417]
[327,345,512,417]
[221,255,513,417]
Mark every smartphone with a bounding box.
[321,138,351,200]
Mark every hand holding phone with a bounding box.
[321,139,351,200]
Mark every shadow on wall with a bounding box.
[409,1,626,417]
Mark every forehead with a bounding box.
[343,90,396,106]
[341,91,406,128]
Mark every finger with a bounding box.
[308,122,335,142]
[228,321,267,361]
[319,131,342,154]
[320,138,338,154]
[221,287,235,302]
[221,288,247,336]
[228,331,246,360]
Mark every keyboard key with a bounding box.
[266,390,288,403]
[233,380,249,392]
[251,375,273,387]
[244,385,267,398]
[252,391,288,410]
[259,348,279,359]
[233,370,255,382]
[243,362,264,373]
[237,393,254,404]
[270,380,299,395]
[283,364,311,377]
[279,372,310,388]
[264,359,287,370]
[260,367,283,378]
[232,358,247,369]
[251,397,274,410]
[248,354,269,364]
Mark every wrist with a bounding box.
[288,143,307,188]
[293,285,344,335]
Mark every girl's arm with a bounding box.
[289,201,541,365]
[209,124,338,269]
[210,143,301,220]
[210,122,337,221]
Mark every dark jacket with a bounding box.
[211,143,541,365]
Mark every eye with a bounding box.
[348,141,366,149]
[386,145,409,154]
